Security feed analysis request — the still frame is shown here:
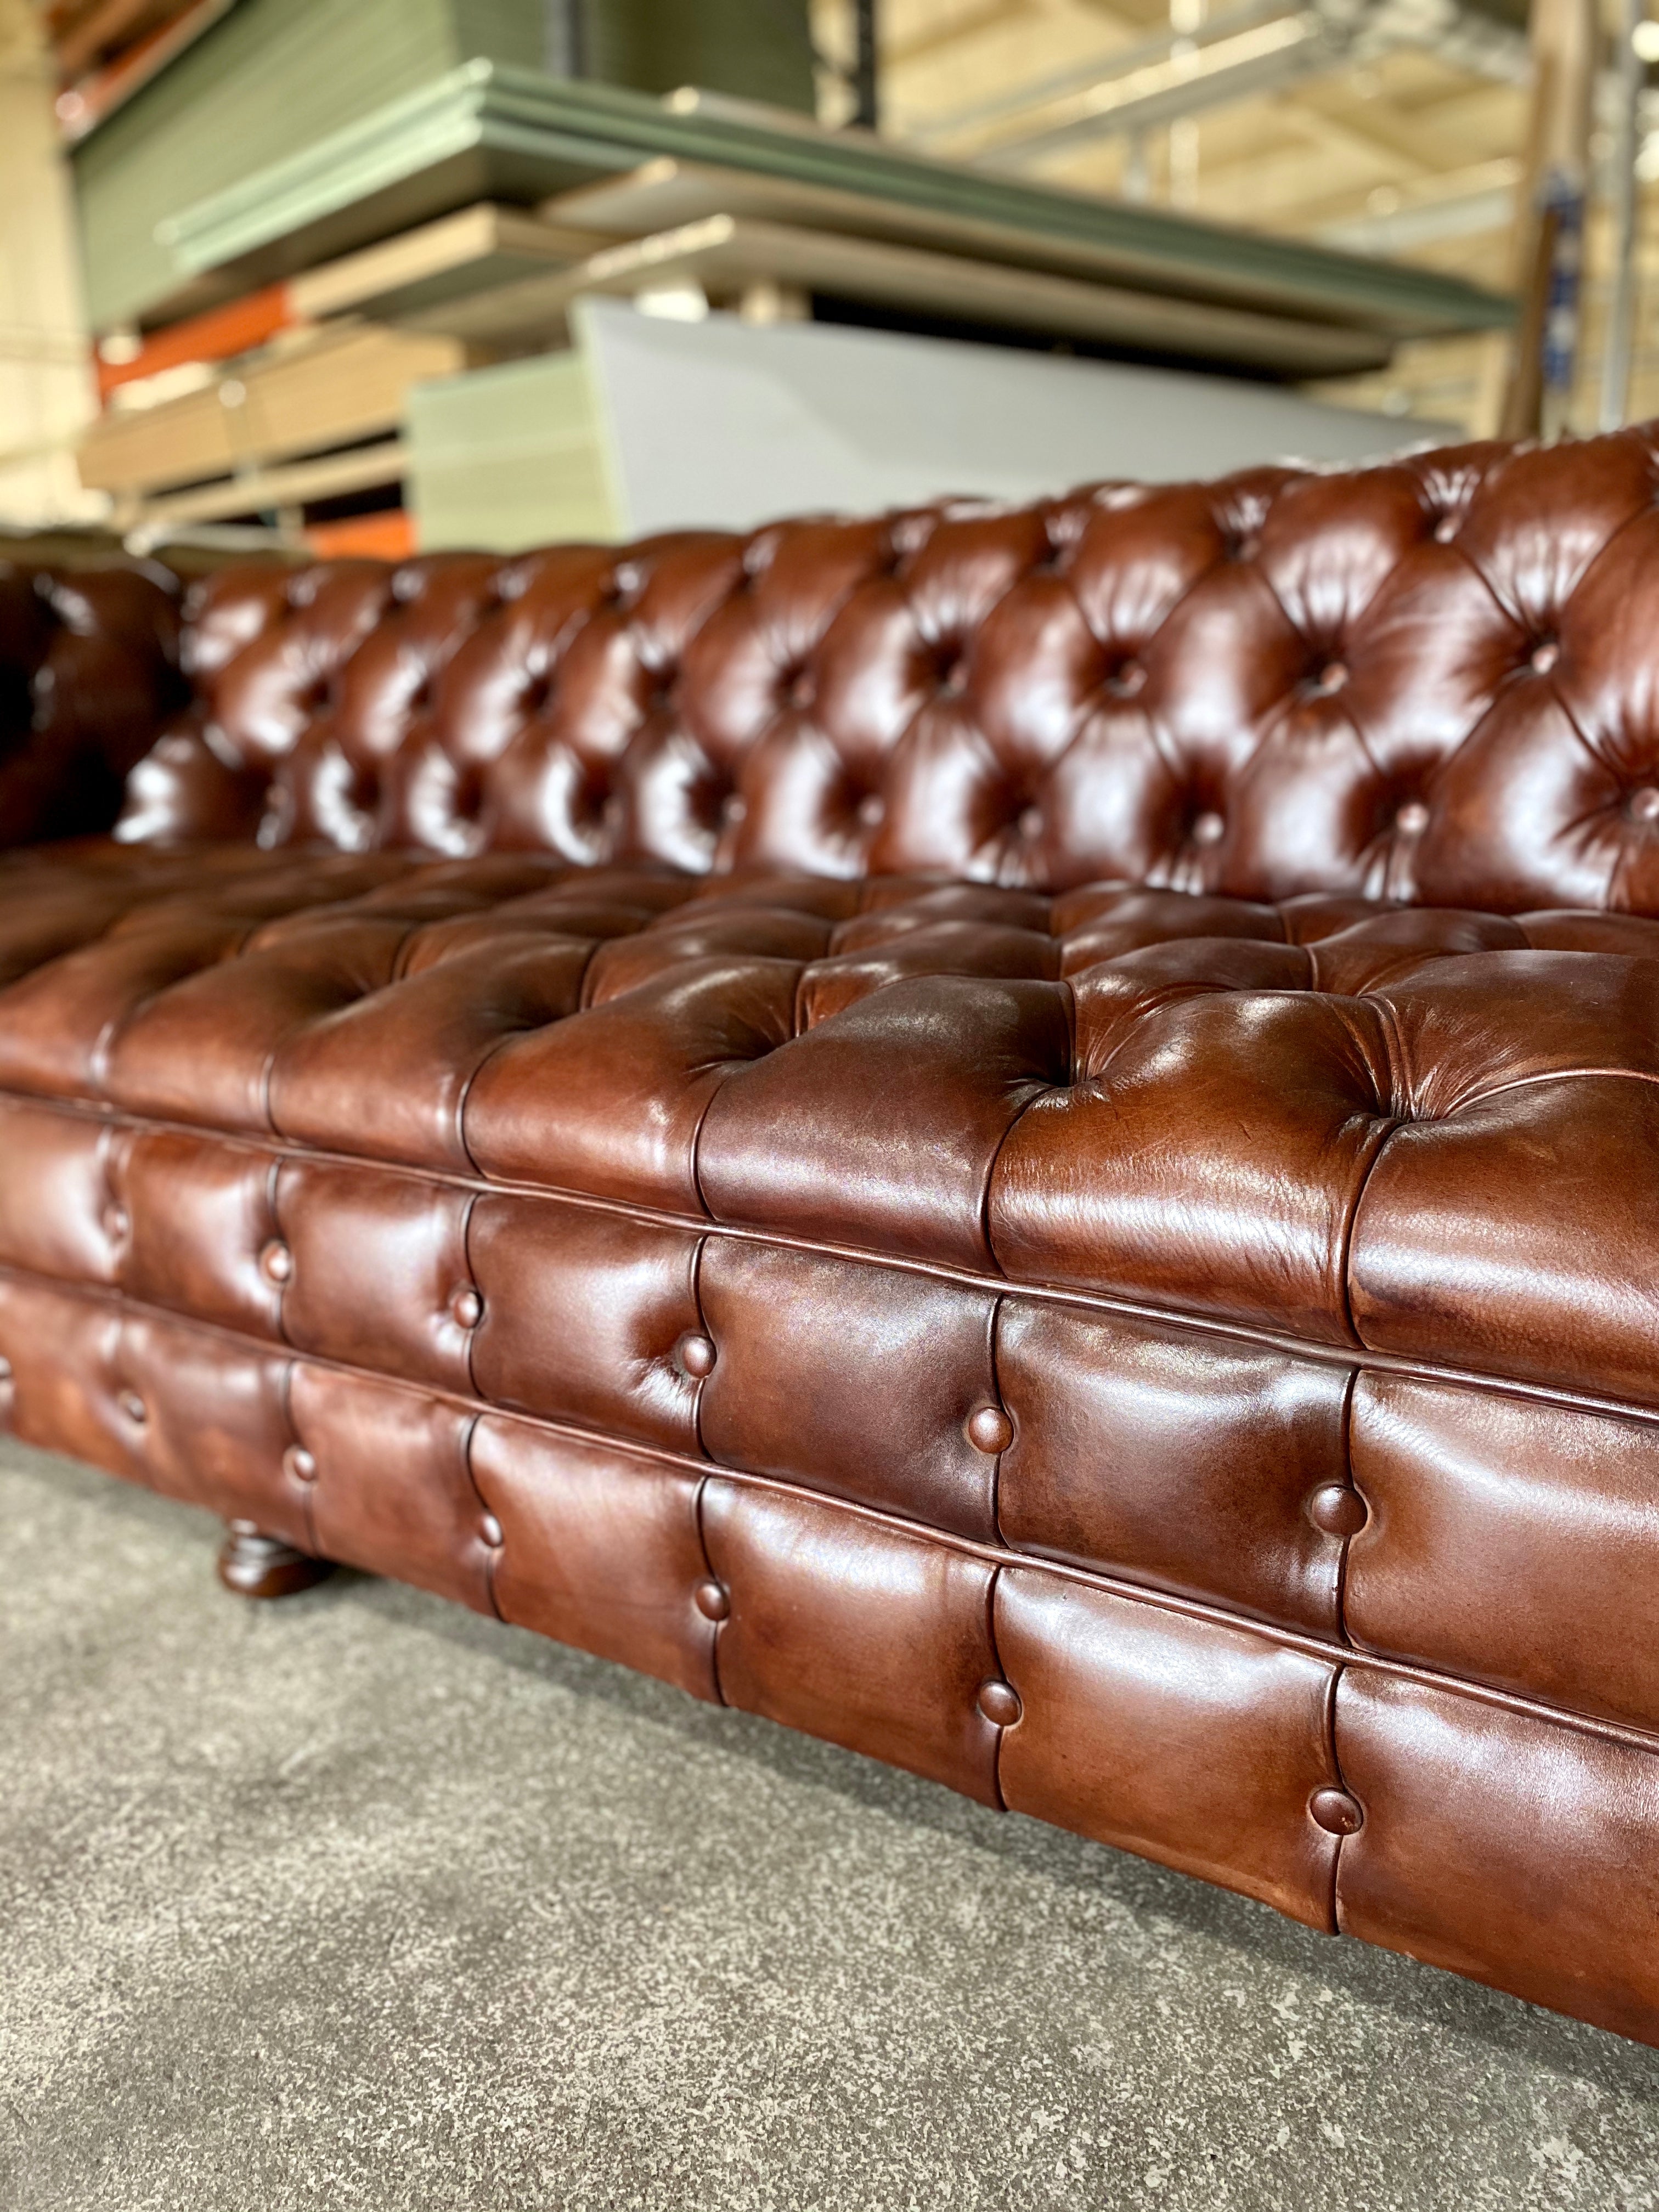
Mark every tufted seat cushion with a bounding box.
[2,842,1656,1408]
[11,427,1659,2048]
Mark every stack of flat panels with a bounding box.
[70,0,817,331]
[83,32,1509,356]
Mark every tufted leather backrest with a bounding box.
[110,424,1659,915]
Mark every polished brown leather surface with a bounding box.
[8,426,1659,2047]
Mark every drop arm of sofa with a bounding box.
[0,562,187,850]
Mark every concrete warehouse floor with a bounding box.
[3,1437,1658,2212]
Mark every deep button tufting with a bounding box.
[481,1513,504,1548]
[695,1578,731,1621]
[452,1286,484,1329]
[788,669,816,709]
[1308,1786,1365,1836]
[977,1678,1023,1727]
[102,1203,130,1242]
[1307,1483,1369,1538]
[857,793,884,827]
[1191,811,1226,847]
[1315,661,1348,694]
[1531,640,1560,674]
[1017,806,1043,840]
[259,1239,293,1285]
[1628,786,1659,823]
[1432,514,1459,543]
[939,658,968,696]
[678,1332,717,1379]
[283,1444,317,1483]
[119,1389,146,1424]
[1394,801,1430,836]
[722,795,747,826]
[966,1404,1014,1454]
[1110,659,1147,697]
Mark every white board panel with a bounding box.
[577,296,1452,539]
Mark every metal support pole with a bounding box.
[1600,0,1644,430]
[851,0,878,129]
[545,0,586,79]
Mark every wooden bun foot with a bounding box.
[217,1519,332,1600]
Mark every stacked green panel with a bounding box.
[72,0,815,329]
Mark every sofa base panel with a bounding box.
[6,1269,1659,2047]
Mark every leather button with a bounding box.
[283,1444,317,1484]
[788,670,816,709]
[119,1390,146,1424]
[677,1333,716,1379]
[1316,661,1348,693]
[695,1579,730,1621]
[940,661,968,695]
[965,1404,1014,1454]
[452,1286,484,1329]
[1308,1786,1365,1836]
[1112,659,1147,696]
[977,1678,1022,1727]
[1394,800,1429,836]
[1191,810,1224,846]
[857,793,884,827]
[721,794,746,825]
[1629,786,1659,822]
[1307,1483,1368,1537]
[102,1204,130,1242]
[480,1514,504,1549]
[259,1240,292,1285]
[1017,806,1043,840]
[1530,640,1560,674]
[1432,514,1458,543]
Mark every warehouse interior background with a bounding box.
[0,0,1637,572]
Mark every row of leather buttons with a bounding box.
[251,1239,488,1331]
[688,1568,1026,1728]
[961,1412,1372,1547]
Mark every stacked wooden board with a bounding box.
[77,323,470,538]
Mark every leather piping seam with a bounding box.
[1333,1367,1359,1647]
[7,1256,1659,1768]
[458,1412,501,1622]
[692,1471,725,1707]
[1322,1663,1347,1938]
[7,1088,1656,1432]
[972,977,1076,1276]
[984,1563,1009,1814]
[445,936,604,1178]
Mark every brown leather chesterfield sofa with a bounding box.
[5,427,1659,2046]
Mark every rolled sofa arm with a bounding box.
[0,560,185,849]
